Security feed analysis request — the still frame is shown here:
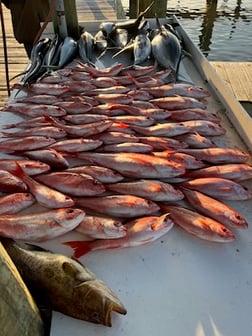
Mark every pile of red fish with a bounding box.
[0,60,252,258]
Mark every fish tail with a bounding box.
[9,161,26,179]
[43,115,54,123]
[1,131,11,137]
[2,123,16,129]
[116,121,130,129]
[63,240,93,258]
[106,102,118,109]
[125,71,135,83]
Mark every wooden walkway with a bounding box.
[0,5,28,105]
[0,2,251,109]
[76,0,120,22]
[211,62,252,102]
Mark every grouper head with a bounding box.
[40,256,127,327]
[1,238,127,327]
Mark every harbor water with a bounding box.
[121,0,252,61]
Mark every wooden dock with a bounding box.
[0,4,28,104]
[0,1,251,110]
[211,62,252,102]
[211,61,252,116]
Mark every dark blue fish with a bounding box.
[151,18,182,76]
[43,34,62,68]
[57,36,78,68]
[78,31,94,64]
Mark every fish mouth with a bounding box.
[104,301,127,327]
[104,304,113,327]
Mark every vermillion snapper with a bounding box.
[180,187,248,229]
[9,163,74,209]
[0,208,85,241]
[160,204,235,243]
[64,213,174,258]
[76,152,185,178]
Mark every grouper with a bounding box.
[1,238,127,327]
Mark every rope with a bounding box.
[0,0,11,96]
[32,0,58,46]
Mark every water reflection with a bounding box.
[229,0,242,38]
[122,0,252,60]
[199,0,218,57]
[165,0,251,59]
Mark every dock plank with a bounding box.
[0,6,28,105]
[211,62,252,102]
[76,0,118,21]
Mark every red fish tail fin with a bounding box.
[107,102,121,110]
[1,131,12,137]
[9,161,26,179]
[43,114,54,123]
[154,149,176,158]
[63,240,93,258]
[115,121,130,129]
[125,71,136,84]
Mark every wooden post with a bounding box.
[129,0,139,18]
[53,0,80,39]
[130,0,167,18]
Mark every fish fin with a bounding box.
[115,121,130,129]
[112,43,134,58]
[159,149,177,156]
[106,102,125,111]
[8,161,26,179]
[151,213,170,231]
[1,131,12,137]
[24,242,52,253]
[71,255,85,265]
[43,114,54,124]
[219,186,232,192]
[126,71,137,85]
[63,240,93,258]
